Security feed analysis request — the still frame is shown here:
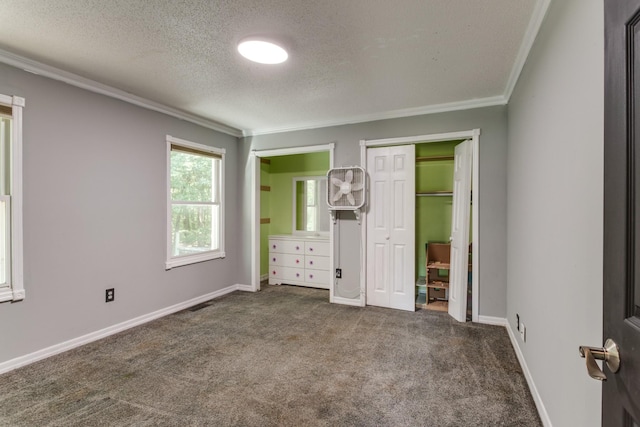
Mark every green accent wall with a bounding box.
[415,140,462,278]
[260,152,330,276]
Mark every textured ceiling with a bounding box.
[0,0,538,135]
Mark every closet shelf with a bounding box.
[416,191,453,197]
[427,261,450,269]
[419,300,449,312]
[427,282,449,289]
[416,155,454,162]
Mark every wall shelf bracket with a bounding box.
[354,208,361,225]
[329,208,361,225]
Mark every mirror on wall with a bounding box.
[293,176,329,234]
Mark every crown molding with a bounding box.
[503,0,553,101]
[243,95,507,137]
[0,48,243,138]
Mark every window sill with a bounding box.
[165,251,226,270]
[0,286,25,302]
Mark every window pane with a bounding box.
[211,158,220,203]
[295,181,305,230]
[0,115,10,285]
[306,206,316,231]
[0,117,11,196]
[0,198,6,285]
[170,151,213,202]
[306,180,316,205]
[171,204,219,256]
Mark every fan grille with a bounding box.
[327,166,366,209]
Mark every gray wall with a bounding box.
[240,106,508,318]
[0,62,239,364]
[506,0,604,425]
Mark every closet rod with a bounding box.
[416,192,453,197]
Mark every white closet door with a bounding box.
[448,139,473,322]
[366,144,415,311]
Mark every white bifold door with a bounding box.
[366,144,415,311]
[448,139,473,322]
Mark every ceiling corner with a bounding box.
[503,0,554,102]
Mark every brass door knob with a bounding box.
[578,338,620,381]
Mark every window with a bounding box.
[0,95,24,302]
[294,177,329,234]
[166,135,225,269]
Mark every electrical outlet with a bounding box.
[520,322,526,342]
[105,288,115,302]
[335,268,342,279]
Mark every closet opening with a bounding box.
[414,140,472,320]
[250,144,335,295]
[360,130,479,322]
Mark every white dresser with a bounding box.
[268,235,330,289]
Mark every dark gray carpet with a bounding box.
[0,285,541,426]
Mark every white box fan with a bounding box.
[327,166,366,223]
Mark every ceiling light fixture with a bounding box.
[237,38,288,65]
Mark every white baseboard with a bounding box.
[236,284,256,292]
[478,315,508,326]
[506,322,552,427]
[0,284,240,375]
[260,274,268,281]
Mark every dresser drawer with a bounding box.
[282,267,305,282]
[270,253,304,268]
[305,255,330,270]
[304,269,330,285]
[270,266,304,281]
[305,241,330,257]
[269,239,305,254]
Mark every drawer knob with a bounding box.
[272,244,276,249]
[272,270,276,275]
[272,257,276,262]
[296,259,299,264]
[310,247,314,251]
[309,260,314,265]
[296,246,300,250]
[296,273,300,278]
[309,274,314,279]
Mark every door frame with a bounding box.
[250,143,335,292]
[360,129,480,322]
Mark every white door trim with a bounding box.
[251,143,335,293]
[360,129,480,322]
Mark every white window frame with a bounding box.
[165,135,225,269]
[0,94,24,302]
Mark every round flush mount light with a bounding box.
[237,38,288,64]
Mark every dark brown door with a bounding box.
[604,0,640,425]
